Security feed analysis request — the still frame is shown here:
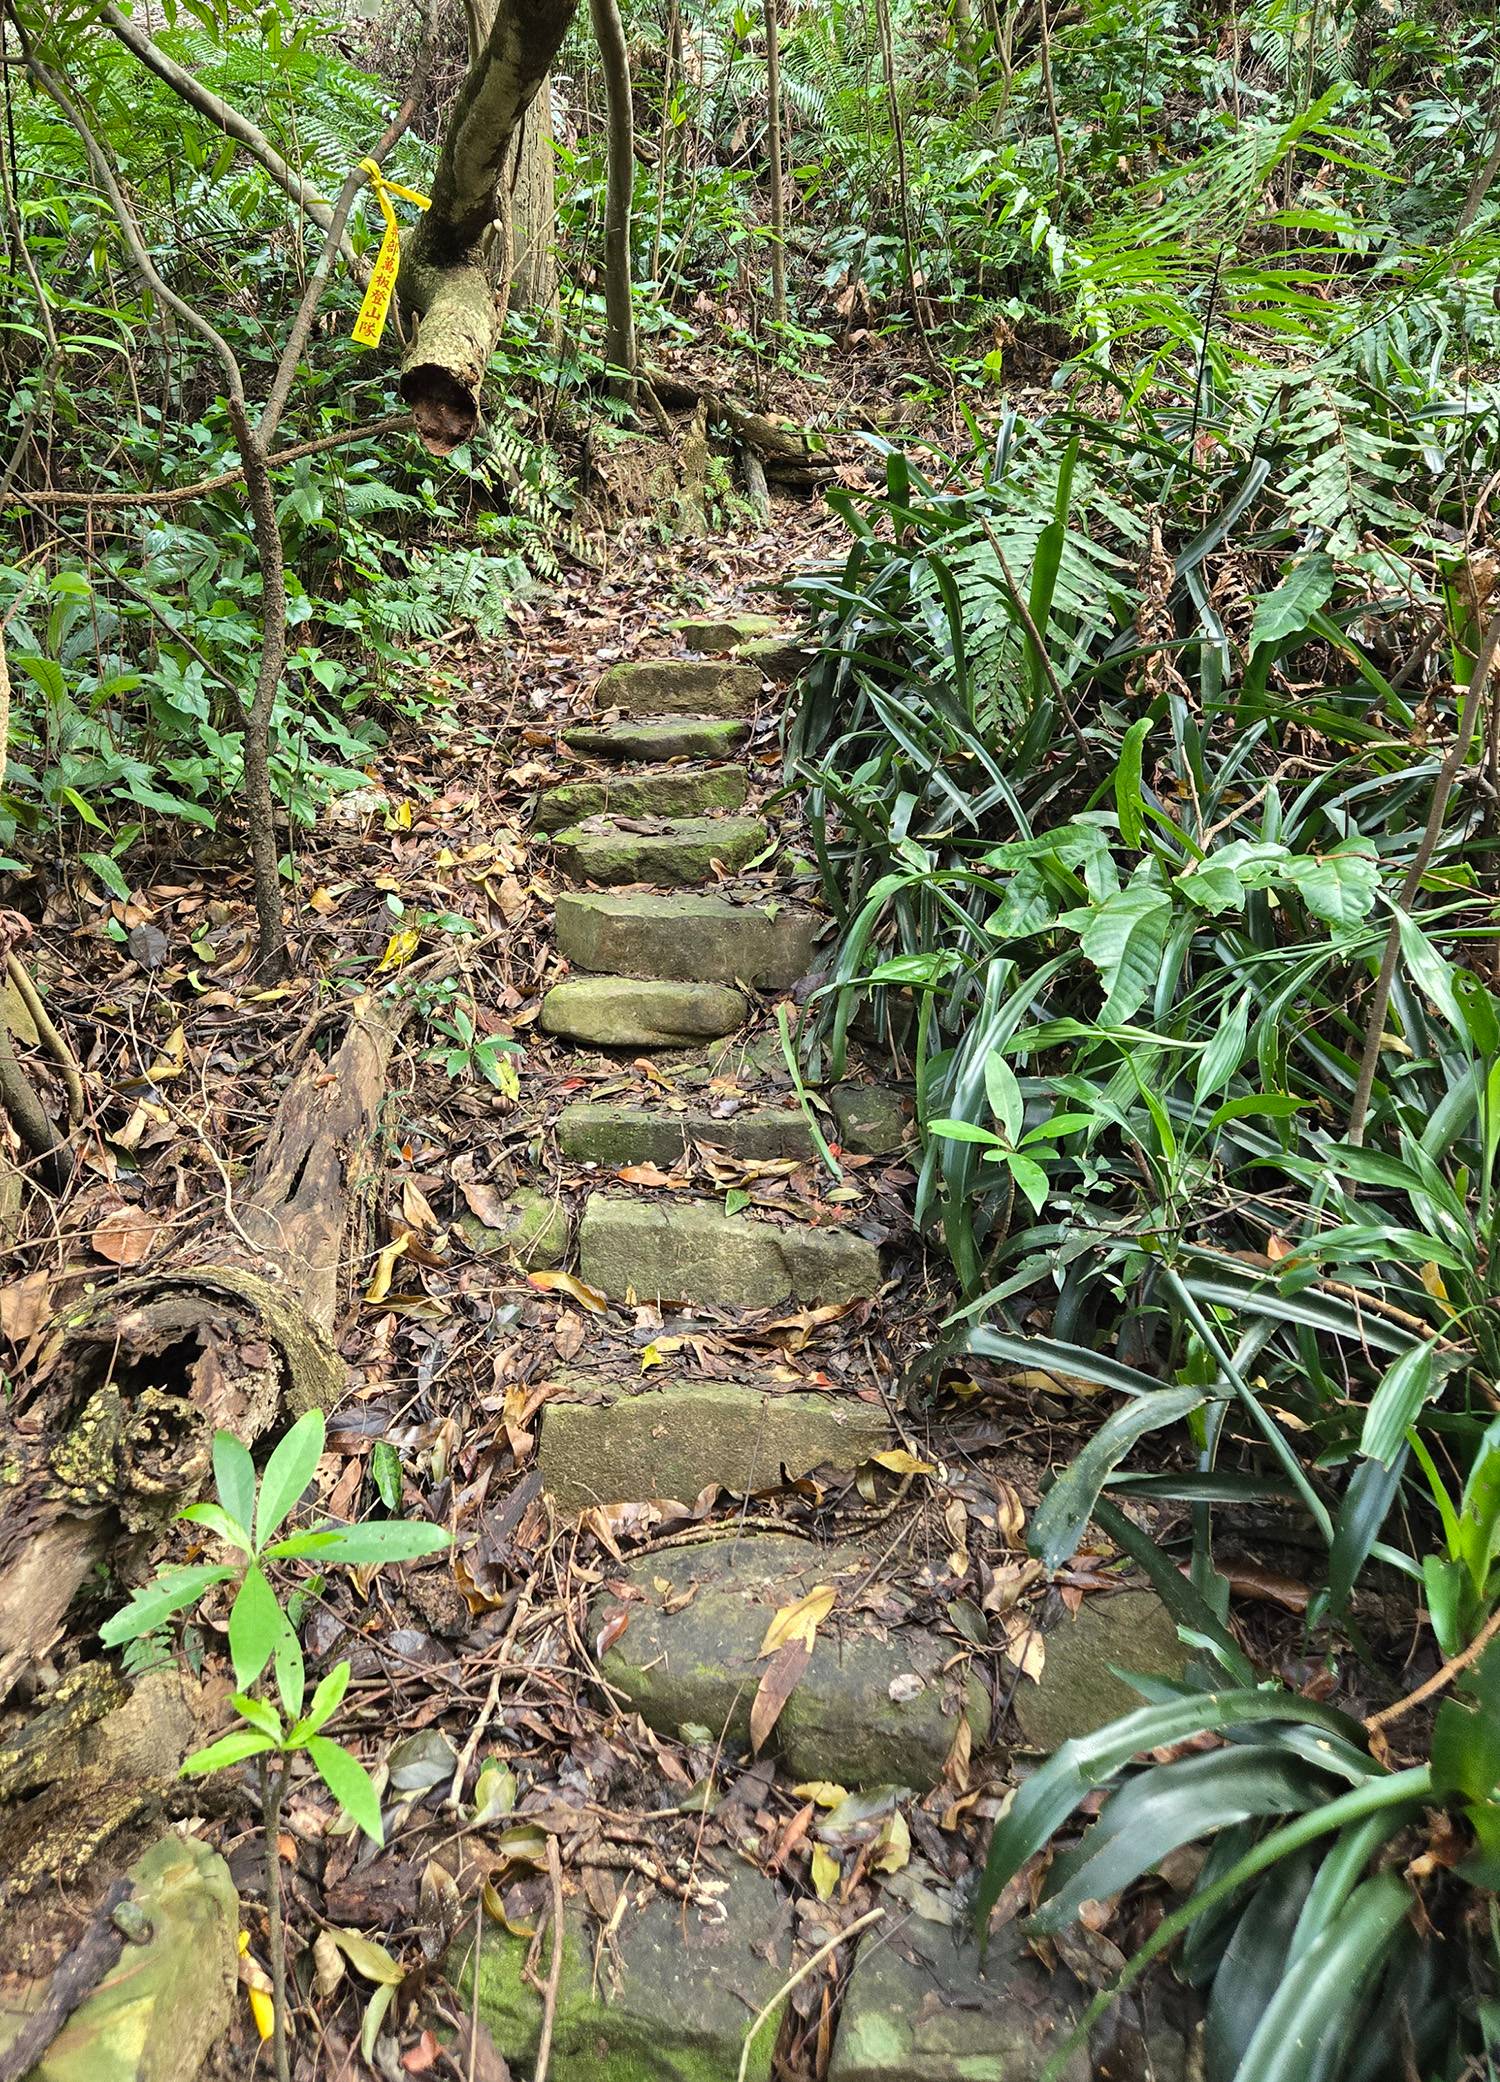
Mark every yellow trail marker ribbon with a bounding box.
[351,157,430,351]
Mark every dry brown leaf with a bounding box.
[1000,1611,1047,1682]
[0,1271,51,1342]
[92,1204,158,1267]
[750,1636,811,1753]
[365,1234,409,1304]
[528,1269,609,1314]
[400,1179,445,1243]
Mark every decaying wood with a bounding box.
[646,369,836,488]
[0,996,399,1703]
[0,1878,130,2082]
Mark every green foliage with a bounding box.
[103,1408,450,1844]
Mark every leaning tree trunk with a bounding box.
[590,0,637,393]
[510,83,559,319]
[398,0,579,450]
[0,997,401,1704]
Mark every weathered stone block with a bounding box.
[1012,1590,1187,1752]
[831,1084,909,1156]
[593,1535,989,1787]
[553,814,769,888]
[453,1861,792,2082]
[0,1834,238,2082]
[596,659,761,718]
[734,633,815,682]
[563,718,749,763]
[540,1377,891,1509]
[535,767,747,834]
[578,1196,880,1309]
[557,1100,816,1168]
[455,1186,569,1268]
[541,976,747,1049]
[556,892,819,989]
[672,612,781,651]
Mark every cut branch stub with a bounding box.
[398,0,578,450]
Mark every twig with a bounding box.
[1366,1600,1500,1734]
[0,1879,130,2082]
[11,416,411,509]
[447,1590,529,1809]
[534,1833,566,2082]
[6,955,84,1123]
[735,1906,885,2082]
[1347,609,1500,1144]
[259,1756,292,2082]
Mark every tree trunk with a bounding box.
[510,85,559,318]
[0,998,401,1704]
[763,0,787,326]
[398,0,579,450]
[590,0,638,391]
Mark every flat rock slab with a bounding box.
[594,1534,989,1787]
[553,814,769,887]
[558,1099,816,1167]
[455,1860,792,2082]
[542,976,747,1049]
[540,1376,891,1509]
[829,1918,1089,2081]
[455,1186,569,1268]
[564,718,749,763]
[579,1195,880,1309]
[1013,1590,1187,1752]
[672,612,781,651]
[557,891,819,989]
[536,767,747,833]
[597,659,761,717]
[735,634,815,682]
[0,1834,239,2082]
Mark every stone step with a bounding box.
[596,659,760,718]
[541,976,747,1048]
[735,632,815,682]
[591,1533,990,1787]
[578,1195,880,1309]
[557,891,819,989]
[558,1098,816,1167]
[534,765,747,834]
[552,813,769,888]
[671,610,781,651]
[563,717,748,763]
[539,1375,891,1511]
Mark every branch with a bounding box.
[8,413,411,508]
[101,4,365,279]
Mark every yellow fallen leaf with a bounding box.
[791,1781,850,1808]
[869,1448,936,1478]
[528,1269,609,1314]
[247,1987,275,2041]
[146,1024,187,1082]
[641,1342,664,1372]
[758,1583,836,1658]
[810,1842,840,1901]
[376,926,420,973]
[365,1233,409,1304]
[388,800,413,829]
[872,1809,910,1874]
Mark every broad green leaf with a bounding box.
[982,1052,1024,1144]
[1114,717,1151,851]
[100,1563,236,1648]
[1029,1385,1207,1569]
[369,1441,403,1512]
[1194,991,1249,1106]
[231,1691,283,1739]
[212,1432,256,1537]
[178,1502,251,1553]
[330,1926,404,1984]
[1074,885,1173,1022]
[309,1736,385,1846]
[1327,1452,1405,1617]
[255,1407,326,1549]
[228,1566,288,1691]
[291,1660,352,1743]
[1232,1872,1411,2082]
[953,1327,1172,1401]
[1394,910,1465,1032]
[1359,1343,1438,1466]
[927,1117,1002,1147]
[181,1727,277,1775]
[275,1622,306,1720]
[1250,554,1336,649]
[1282,845,1379,929]
[265,1522,451,1567]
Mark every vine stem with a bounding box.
[1366,1598,1500,1733]
[259,1755,292,2082]
[1346,607,1500,1146]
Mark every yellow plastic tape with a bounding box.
[351,157,430,350]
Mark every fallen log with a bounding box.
[646,369,837,489]
[0,994,399,1704]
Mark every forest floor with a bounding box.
[0,363,1320,2081]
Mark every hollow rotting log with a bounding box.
[645,368,837,488]
[0,994,400,1705]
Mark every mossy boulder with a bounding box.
[596,660,761,718]
[672,612,781,652]
[734,634,814,683]
[456,1187,569,1268]
[830,1085,909,1156]
[541,977,747,1049]
[552,815,769,888]
[451,1860,792,2082]
[1012,1590,1187,1752]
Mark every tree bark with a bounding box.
[398,0,579,450]
[0,999,400,1704]
[510,87,559,318]
[590,0,638,392]
[763,0,787,326]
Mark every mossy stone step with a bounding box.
[541,976,747,1048]
[735,633,815,682]
[539,1375,891,1510]
[535,765,747,834]
[592,1534,990,1786]
[454,1860,792,2082]
[558,1098,816,1167]
[578,1194,880,1309]
[596,659,761,718]
[1012,1590,1187,1752]
[553,813,769,888]
[454,1186,569,1268]
[563,717,748,763]
[557,891,819,989]
[671,611,781,651]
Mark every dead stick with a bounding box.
[534,1834,566,2082]
[12,414,411,510]
[735,1906,885,2082]
[0,1880,130,2082]
[1366,1601,1500,1734]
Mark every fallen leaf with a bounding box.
[92,1204,158,1267]
[869,1448,936,1478]
[758,1583,836,1658]
[0,1271,51,1342]
[401,1179,445,1242]
[145,1024,187,1082]
[810,1842,840,1900]
[529,1269,609,1314]
[750,1636,811,1754]
[313,1931,345,1998]
[872,1809,911,1874]
[365,1234,410,1304]
[402,2029,441,2073]
[640,1343,664,1372]
[331,1928,404,1986]
[376,927,421,973]
[1000,1612,1046,1682]
[616,1163,676,1187]
[791,1781,850,1809]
